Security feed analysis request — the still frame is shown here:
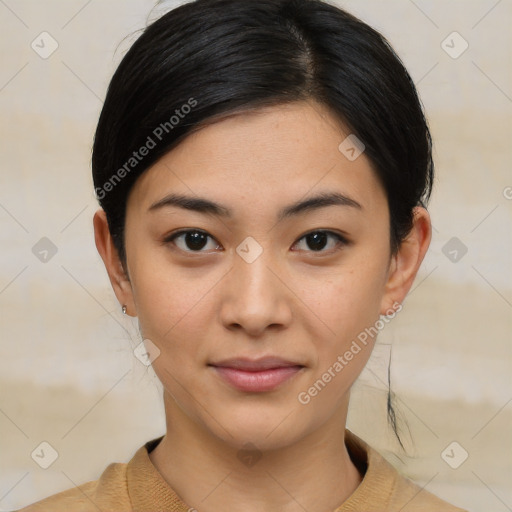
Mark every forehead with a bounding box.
[127,100,386,216]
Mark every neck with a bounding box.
[149,391,363,512]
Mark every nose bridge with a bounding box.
[233,237,279,301]
[220,236,291,332]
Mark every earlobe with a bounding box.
[93,209,136,316]
[380,207,432,315]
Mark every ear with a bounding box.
[93,208,136,316]
[380,206,432,315]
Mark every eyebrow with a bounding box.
[148,191,362,221]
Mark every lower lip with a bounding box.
[212,366,303,392]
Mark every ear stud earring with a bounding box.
[122,305,127,315]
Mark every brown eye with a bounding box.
[292,231,347,253]
[166,230,220,253]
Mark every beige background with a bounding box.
[0,1,511,511]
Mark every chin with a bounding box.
[204,402,311,451]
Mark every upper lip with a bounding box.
[209,357,304,371]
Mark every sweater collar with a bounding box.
[126,430,393,511]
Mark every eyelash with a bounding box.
[164,229,349,255]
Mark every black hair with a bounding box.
[92,0,433,447]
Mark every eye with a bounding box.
[165,229,221,253]
[164,229,348,255]
[292,230,347,254]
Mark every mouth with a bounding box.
[208,357,305,393]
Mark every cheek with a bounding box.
[132,269,209,394]
[128,255,238,386]
[128,255,209,345]
[311,259,387,338]
[144,296,205,348]
[302,253,389,378]
[297,270,386,410]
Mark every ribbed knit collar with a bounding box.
[124,429,393,511]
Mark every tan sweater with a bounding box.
[17,430,466,511]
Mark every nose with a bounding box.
[219,248,293,337]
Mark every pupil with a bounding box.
[307,232,327,251]
[186,231,207,250]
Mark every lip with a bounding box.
[209,357,304,392]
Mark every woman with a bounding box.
[19,0,467,510]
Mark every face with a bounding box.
[120,100,404,450]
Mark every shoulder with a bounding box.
[15,461,130,512]
[341,430,468,512]
[384,462,467,512]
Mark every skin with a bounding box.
[94,99,431,512]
